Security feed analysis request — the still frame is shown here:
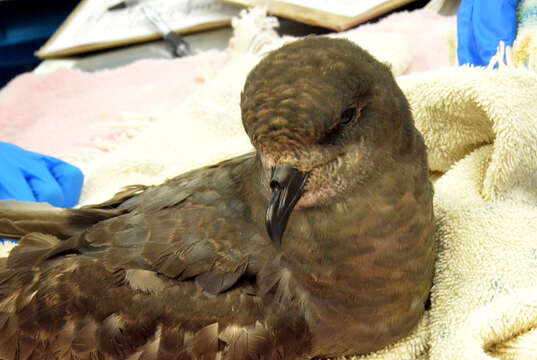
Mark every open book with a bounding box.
[37,0,241,59]
[220,0,416,31]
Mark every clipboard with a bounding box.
[37,0,241,59]
[219,0,416,31]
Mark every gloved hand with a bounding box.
[0,142,83,208]
[457,0,521,67]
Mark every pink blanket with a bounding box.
[343,10,456,73]
[0,51,227,157]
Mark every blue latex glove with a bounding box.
[457,0,521,67]
[0,142,83,208]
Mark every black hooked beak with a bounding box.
[265,164,309,246]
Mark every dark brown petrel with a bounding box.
[0,37,434,359]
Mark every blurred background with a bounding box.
[0,0,437,89]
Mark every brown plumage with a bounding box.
[0,37,434,359]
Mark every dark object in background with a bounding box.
[0,0,78,89]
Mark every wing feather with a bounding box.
[0,153,300,359]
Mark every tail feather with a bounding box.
[0,201,123,241]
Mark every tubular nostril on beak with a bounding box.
[270,164,296,189]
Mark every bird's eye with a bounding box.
[340,107,357,125]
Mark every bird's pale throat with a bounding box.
[265,164,309,246]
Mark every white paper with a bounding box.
[45,0,241,54]
[280,0,390,17]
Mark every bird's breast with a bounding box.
[280,170,434,356]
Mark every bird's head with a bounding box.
[241,37,420,245]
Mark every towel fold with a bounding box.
[399,64,537,360]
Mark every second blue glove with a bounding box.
[457,0,521,67]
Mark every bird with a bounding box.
[0,37,434,359]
